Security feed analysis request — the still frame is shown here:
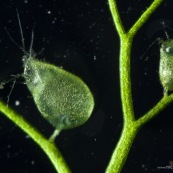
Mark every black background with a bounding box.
[0,0,173,173]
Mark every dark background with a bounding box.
[0,0,173,173]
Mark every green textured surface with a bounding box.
[159,39,173,94]
[106,0,164,173]
[23,57,94,132]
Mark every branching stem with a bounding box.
[105,1,171,173]
[1,1,173,173]
[0,101,71,173]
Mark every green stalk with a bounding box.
[0,101,71,173]
[106,121,140,173]
[1,1,173,173]
[106,0,166,173]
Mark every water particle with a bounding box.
[52,17,57,24]
[31,160,35,165]
[7,145,11,149]
[25,135,30,139]
[15,100,20,106]
[91,152,95,156]
[61,18,64,23]
[47,10,51,14]
[90,39,94,43]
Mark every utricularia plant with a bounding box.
[0,0,173,173]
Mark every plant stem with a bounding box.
[128,0,164,36]
[106,0,164,173]
[137,94,173,126]
[119,35,135,121]
[106,121,139,173]
[0,1,170,173]
[0,100,71,173]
